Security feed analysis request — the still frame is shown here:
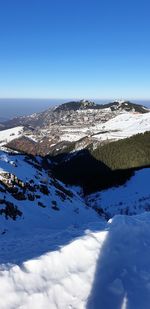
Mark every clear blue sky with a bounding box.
[0,0,150,100]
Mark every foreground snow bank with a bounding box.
[1,213,150,308]
[0,224,106,309]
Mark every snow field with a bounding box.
[0,127,24,146]
[1,213,150,308]
[88,168,150,217]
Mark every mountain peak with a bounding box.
[54,100,97,111]
[109,100,149,113]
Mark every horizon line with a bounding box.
[0,97,150,101]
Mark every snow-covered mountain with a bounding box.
[0,101,150,308]
[89,111,150,142]
[0,100,149,156]
[1,99,149,131]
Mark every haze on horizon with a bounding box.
[0,0,150,99]
[0,98,150,120]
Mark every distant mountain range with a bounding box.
[0,99,149,160]
[0,99,149,130]
[55,99,149,113]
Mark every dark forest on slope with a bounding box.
[91,131,150,170]
[52,132,150,194]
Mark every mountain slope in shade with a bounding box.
[87,168,150,218]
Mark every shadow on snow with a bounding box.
[86,216,150,309]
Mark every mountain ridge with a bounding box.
[1,99,149,131]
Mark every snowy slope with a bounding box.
[91,112,150,141]
[1,213,150,308]
[0,150,99,238]
[0,150,104,309]
[1,125,150,308]
[0,126,24,146]
[1,111,150,154]
[48,111,150,144]
[87,168,150,218]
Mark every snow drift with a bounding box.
[1,214,150,308]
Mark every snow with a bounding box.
[0,151,38,182]
[1,111,150,147]
[1,124,150,308]
[87,213,150,309]
[26,135,38,142]
[60,133,86,142]
[0,150,100,239]
[91,112,150,141]
[0,226,105,309]
[1,213,150,308]
[0,127,24,146]
[52,111,150,144]
[87,168,150,217]
[0,150,105,309]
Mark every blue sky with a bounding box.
[0,0,150,99]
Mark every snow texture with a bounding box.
[1,214,150,308]
[0,127,23,146]
[49,111,150,144]
[87,168,150,217]
[91,112,150,141]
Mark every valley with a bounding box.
[0,99,150,308]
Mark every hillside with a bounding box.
[91,131,150,170]
[55,99,97,111]
[0,125,150,308]
[0,150,99,238]
[87,167,150,218]
[48,131,150,194]
[2,127,150,195]
[0,126,24,147]
[90,111,150,142]
[1,100,149,131]
[0,101,149,159]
